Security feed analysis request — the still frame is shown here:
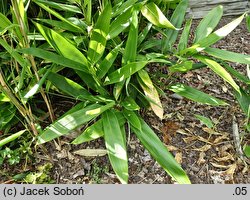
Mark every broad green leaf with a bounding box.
[169,61,193,73]
[145,53,171,64]
[138,23,152,46]
[35,19,83,33]
[246,15,250,32]
[162,0,189,51]
[34,24,104,92]
[113,10,139,99]
[131,117,191,184]
[47,72,100,102]
[141,2,175,30]
[243,145,250,157]
[235,88,250,117]
[181,14,245,54]
[0,103,16,129]
[75,70,107,95]
[34,23,88,67]
[194,114,214,128]
[121,96,140,110]
[141,2,176,29]
[87,3,111,65]
[34,0,82,13]
[37,102,115,144]
[139,39,162,52]
[205,47,250,65]
[0,38,29,68]
[18,48,89,73]
[72,111,127,144]
[0,12,12,30]
[33,0,83,32]
[123,109,141,130]
[136,53,172,65]
[18,0,28,29]
[0,130,26,147]
[194,5,223,43]
[0,93,10,102]
[113,81,126,101]
[72,119,104,144]
[102,110,128,184]
[97,43,122,79]
[0,24,19,36]
[23,68,51,101]
[137,69,163,119]
[123,10,138,64]
[223,63,250,84]
[112,0,137,18]
[104,61,148,85]
[178,18,192,52]
[168,83,227,106]
[108,8,133,39]
[196,56,240,93]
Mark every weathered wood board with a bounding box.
[187,0,250,19]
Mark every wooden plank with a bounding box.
[187,0,250,19]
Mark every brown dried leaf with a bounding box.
[202,127,221,135]
[213,154,235,162]
[218,144,234,157]
[176,113,184,121]
[213,134,229,144]
[222,85,228,93]
[225,163,237,176]
[197,136,212,144]
[68,151,75,160]
[194,144,211,152]
[166,145,178,152]
[175,152,182,164]
[57,149,68,159]
[197,152,206,165]
[176,129,190,135]
[161,121,179,144]
[242,165,249,174]
[210,162,231,169]
[183,136,197,143]
[163,113,174,119]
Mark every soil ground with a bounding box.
[1,17,250,184]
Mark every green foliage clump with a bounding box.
[0,0,250,184]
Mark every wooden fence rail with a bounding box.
[187,0,250,18]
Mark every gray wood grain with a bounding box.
[187,0,250,19]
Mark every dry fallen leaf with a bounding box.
[210,162,231,169]
[213,134,229,144]
[161,121,179,144]
[166,145,178,152]
[74,149,107,157]
[163,113,174,119]
[183,136,197,143]
[225,163,237,176]
[202,127,221,135]
[176,113,185,121]
[222,85,228,93]
[242,165,249,174]
[218,144,234,157]
[193,144,211,152]
[197,136,212,144]
[176,129,190,136]
[197,152,206,165]
[213,154,235,162]
[175,152,182,164]
[73,170,85,179]
[57,149,68,159]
